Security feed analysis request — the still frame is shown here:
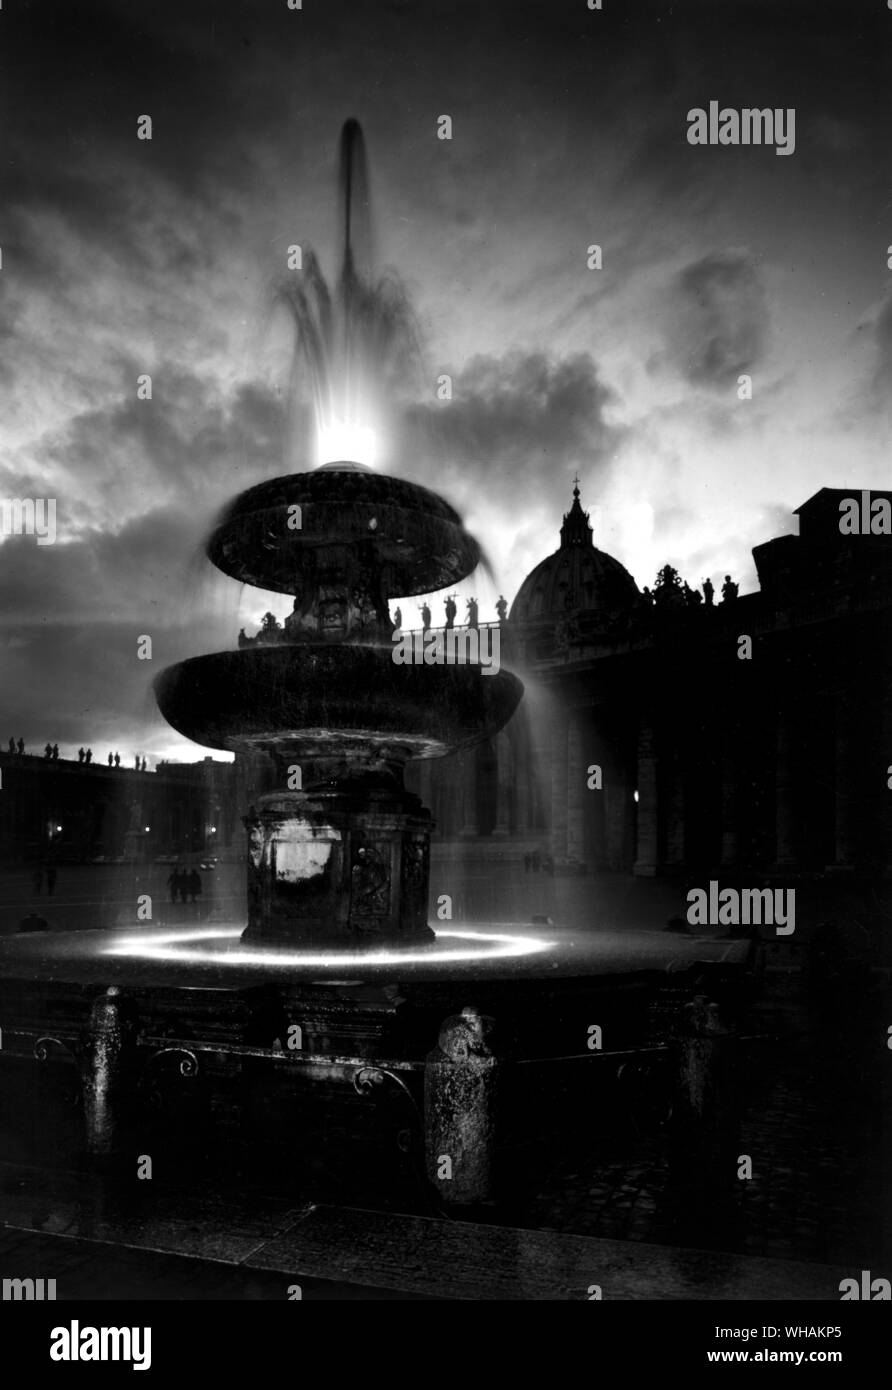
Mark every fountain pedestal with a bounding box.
[243,778,433,945]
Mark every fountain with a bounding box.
[155,465,521,948]
[0,122,757,1287]
[155,119,521,951]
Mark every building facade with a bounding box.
[408,485,892,877]
[0,752,238,864]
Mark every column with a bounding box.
[719,723,740,868]
[458,748,479,838]
[774,706,798,869]
[566,710,585,861]
[605,778,628,870]
[550,718,569,861]
[82,987,136,1157]
[634,716,658,876]
[491,730,512,838]
[826,689,858,871]
[425,1007,498,1206]
[514,724,531,837]
[663,742,685,868]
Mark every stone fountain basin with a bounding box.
[154,643,523,760]
[207,466,482,597]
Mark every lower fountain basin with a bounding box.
[154,643,523,761]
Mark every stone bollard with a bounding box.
[424,1005,498,1206]
[81,987,136,1157]
[669,994,740,1210]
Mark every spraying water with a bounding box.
[277,119,421,468]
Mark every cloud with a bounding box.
[662,251,769,390]
[0,368,292,757]
[870,294,892,401]
[399,349,622,510]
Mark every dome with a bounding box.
[510,483,642,628]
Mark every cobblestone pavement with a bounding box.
[522,967,889,1271]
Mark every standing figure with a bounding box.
[444,595,457,630]
[420,603,432,632]
[495,595,508,623]
[466,597,479,629]
[78,747,85,763]
[52,744,59,760]
[44,743,53,759]
[108,752,114,766]
[167,867,181,903]
[16,738,24,755]
[85,748,92,763]
[18,911,50,933]
[113,752,120,767]
[702,578,714,607]
[721,575,739,603]
[8,737,15,754]
[392,606,402,632]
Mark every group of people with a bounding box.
[32,863,58,895]
[166,867,203,904]
[392,595,509,633]
[523,849,554,875]
[5,741,149,770]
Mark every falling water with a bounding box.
[277,119,421,467]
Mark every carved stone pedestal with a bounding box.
[242,774,435,946]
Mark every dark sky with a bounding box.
[1,0,890,760]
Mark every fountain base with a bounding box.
[242,781,435,946]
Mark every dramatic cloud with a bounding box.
[663,251,769,390]
[0,0,887,756]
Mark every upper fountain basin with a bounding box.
[207,464,481,597]
[154,643,523,762]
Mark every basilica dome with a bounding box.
[510,484,642,630]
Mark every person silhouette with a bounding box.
[420,603,431,632]
[702,578,714,607]
[52,744,59,760]
[466,597,479,629]
[113,752,120,767]
[444,596,457,630]
[85,748,92,763]
[7,737,14,754]
[44,743,52,759]
[78,747,85,763]
[495,595,508,623]
[721,575,739,603]
[18,910,50,933]
[108,752,113,766]
[392,606,402,632]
